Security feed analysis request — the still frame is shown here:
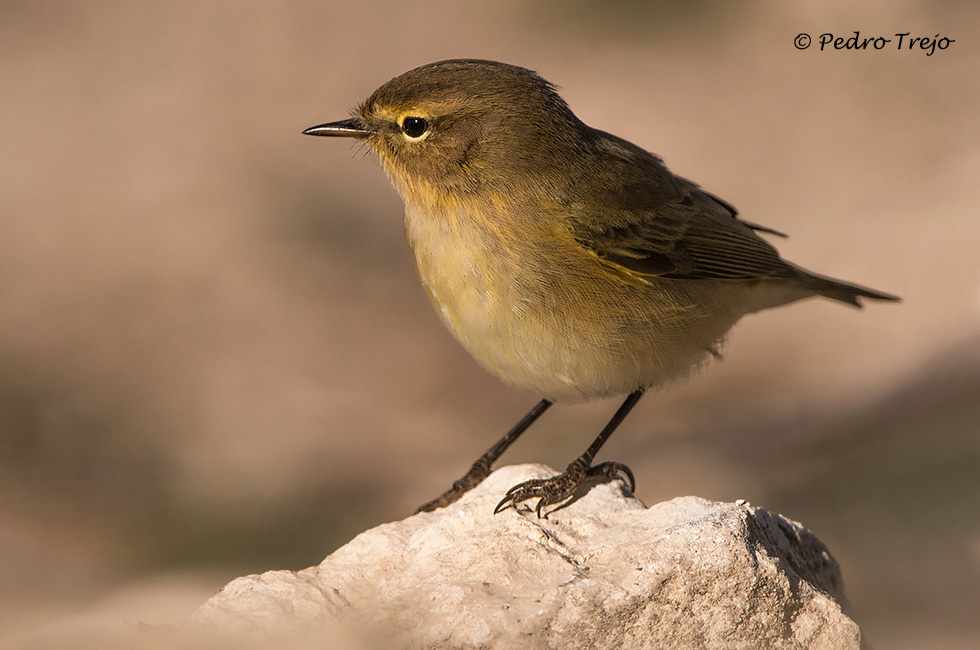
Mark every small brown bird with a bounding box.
[304,59,899,516]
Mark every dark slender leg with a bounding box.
[415,398,553,513]
[495,389,645,518]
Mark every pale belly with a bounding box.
[403,205,747,402]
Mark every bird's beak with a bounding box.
[302,118,371,138]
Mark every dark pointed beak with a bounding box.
[302,118,370,138]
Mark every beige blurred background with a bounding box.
[1,0,977,648]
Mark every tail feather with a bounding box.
[802,271,901,308]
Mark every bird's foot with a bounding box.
[494,459,635,518]
[415,457,493,514]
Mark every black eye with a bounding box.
[402,116,428,138]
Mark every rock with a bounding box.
[187,464,861,649]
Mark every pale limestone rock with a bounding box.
[188,464,861,649]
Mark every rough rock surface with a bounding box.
[188,464,861,649]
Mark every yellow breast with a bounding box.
[401,197,739,402]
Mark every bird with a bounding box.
[303,59,899,517]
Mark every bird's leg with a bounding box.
[415,398,553,513]
[495,389,645,518]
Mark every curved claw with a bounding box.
[588,461,636,493]
[494,478,546,514]
[620,464,636,492]
[535,495,553,518]
[494,461,636,517]
[494,490,523,514]
[494,473,578,518]
[493,485,517,514]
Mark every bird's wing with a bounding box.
[565,138,798,282]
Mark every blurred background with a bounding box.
[1,0,977,648]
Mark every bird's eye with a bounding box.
[401,116,429,139]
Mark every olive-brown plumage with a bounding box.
[305,59,898,516]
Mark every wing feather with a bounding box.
[566,133,799,282]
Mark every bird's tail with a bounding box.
[801,270,901,308]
